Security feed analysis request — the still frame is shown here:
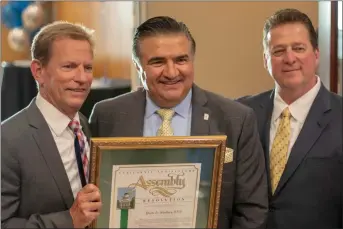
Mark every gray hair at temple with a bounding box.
[132,16,196,64]
[263,8,318,53]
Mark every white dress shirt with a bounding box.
[269,76,321,157]
[36,93,90,198]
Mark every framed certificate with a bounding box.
[89,135,227,228]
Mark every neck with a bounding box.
[154,100,179,109]
[39,91,77,119]
[278,89,303,104]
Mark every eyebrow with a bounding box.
[272,42,306,49]
[148,57,165,64]
[176,54,189,60]
[147,54,190,64]
[61,61,93,65]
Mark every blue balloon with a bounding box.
[1,4,23,29]
[10,1,33,12]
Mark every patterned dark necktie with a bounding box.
[69,119,88,184]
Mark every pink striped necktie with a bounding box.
[69,119,88,182]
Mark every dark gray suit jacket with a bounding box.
[1,99,91,228]
[237,84,343,229]
[89,84,268,229]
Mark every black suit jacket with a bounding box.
[1,99,91,228]
[89,84,268,229]
[237,84,343,229]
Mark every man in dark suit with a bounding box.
[1,21,102,228]
[90,16,268,228]
[237,9,342,228]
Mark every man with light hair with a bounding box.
[2,21,102,228]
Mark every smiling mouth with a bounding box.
[160,80,182,85]
[283,69,300,72]
[67,88,86,92]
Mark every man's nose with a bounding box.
[283,50,297,64]
[75,65,90,82]
[164,62,179,78]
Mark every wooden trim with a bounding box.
[330,1,338,93]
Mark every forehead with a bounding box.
[139,34,192,58]
[267,23,311,46]
[50,38,93,61]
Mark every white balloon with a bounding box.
[7,28,30,52]
[22,3,45,31]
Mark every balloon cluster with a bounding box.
[1,1,46,52]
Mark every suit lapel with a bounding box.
[257,91,275,197]
[113,89,146,137]
[190,85,216,136]
[26,100,74,208]
[258,91,275,154]
[274,85,332,195]
[80,113,91,144]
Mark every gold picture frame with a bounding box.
[89,135,227,228]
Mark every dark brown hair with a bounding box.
[132,16,196,62]
[263,8,318,51]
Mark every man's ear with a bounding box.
[132,56,141,72]
[134,60,139,72]
[133,60,143,75]
[263,52,268,70]
[314,48,320,67]
[133,60,146,81]
[30,59,44,87]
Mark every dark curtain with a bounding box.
[1,63,37,122]
[80,87,130,120]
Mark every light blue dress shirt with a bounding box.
[143,90,192,137]
[143,89,212,184]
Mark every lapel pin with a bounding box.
[204,113,209,120]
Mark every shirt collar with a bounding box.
[145,89,192,118]
[35,93,81,136]
[271,94,288,122]
[272,76,321,123]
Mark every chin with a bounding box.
[67,99,85,110]
[282,80,304,90]
[164,88,185,97]
[279,73,301,85]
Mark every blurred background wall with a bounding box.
[144,1,318,98]
[1,1,318,98]
[1,1,340,120]
[1,1,134,80]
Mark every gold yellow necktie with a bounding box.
[270,107,291,194]
[156,109,175,136]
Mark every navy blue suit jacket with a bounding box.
[237,84,342,229]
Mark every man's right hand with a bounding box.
[69,184,102,228]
